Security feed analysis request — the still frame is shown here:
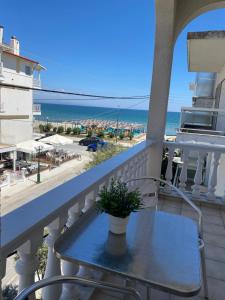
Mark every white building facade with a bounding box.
[0,25,45,145]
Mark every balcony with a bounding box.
[33,78,41,89]
[32,104,41,115]
[1,139,225,300]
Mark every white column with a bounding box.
[179,148,189,192]
[42,216,67,300]
[146,0,176,178]
[207,151,221,201]
[192,151,206,197]
[60,201,84,300]
[15,232,43,298]
[164,146,174,193]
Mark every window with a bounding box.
[25,65,32,75]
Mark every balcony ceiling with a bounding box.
[188,31,225,72]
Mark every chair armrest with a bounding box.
[126,177,203,236]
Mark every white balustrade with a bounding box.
[42,217,67,300]
[164,141,225,203]
[192,151,206,197]
[1,140,154,299]
[15,231,43,298]
[207,151,221,201]
[164,146,174,193]
[60,201,85,300]
[178,148,189,192]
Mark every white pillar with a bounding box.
[207,151,221,201]
[60,201,84,300]
[165,146,174,193]
[15,232,43,298]
[192,151,206,197]
[179,148,189,192]
[146,0,176,178]
[42,216,67,300]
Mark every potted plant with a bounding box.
[96,178,142,234]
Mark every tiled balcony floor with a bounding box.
[91,196,225,300]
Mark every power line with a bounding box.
[0,82,150,100]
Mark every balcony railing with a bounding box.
[163,141,225,203]
[33,104,41,115]
[33,78,41,88]
[1,140,153,299]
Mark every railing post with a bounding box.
[164,146,174,193]
[15,231,43,299]
[192,151,206,197]
[207,151,221,201]
[42,216,67,300]
[179,148,189,192]
[60,201,84,300]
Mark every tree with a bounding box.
[119,132,124,140]
[87,129,93,137]
[128,132,134,140]
[57,126,64,134]
[97,131,105,138]
[39,124,44,133]
[85,144,127,170]
[45,123,53,132]
[53,127,57,133]
[72,127,81,135]
[66,127,72,135]
[2,284,18,300]
[108,132,115,139]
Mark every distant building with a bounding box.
[177,30,225,196]
[0,25,45,145]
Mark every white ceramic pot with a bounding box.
[108,215,129,234]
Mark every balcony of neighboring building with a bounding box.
[32,103,41,115]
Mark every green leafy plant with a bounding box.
[96,178,142,218]
[72,127,81,135]
[87,129,93,137]
[119,132,124,140]
[57,126,64,134]
[53,127,57,133]
[128,132,134,140]
[97,130,105,138]
[66,127,72,135]
[108,132,115,138]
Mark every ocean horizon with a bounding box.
[36,103,180,136]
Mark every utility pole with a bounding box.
[36,146,43,184]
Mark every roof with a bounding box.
[2,50,46,70]
[188,31,225,40]
[16,140,54,154]
[0,143,16,154]
[40,134,73,145]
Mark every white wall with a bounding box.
[0,87,33,144]
[0,53,34,144]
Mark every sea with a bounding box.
[36,103,180,136]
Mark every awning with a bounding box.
[40,134,73,145]
[16,140,54,154]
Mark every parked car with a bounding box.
[79,137,102,146]
[87,141,108,152]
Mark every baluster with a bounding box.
[164,146,174,193]
[207,151,221,201]
[15,231,43,298]
[0,256,6,300]
[179,148,189,192]
[192,151,206,197]
[78,190,97,280]
[60,201,84,300]
[96,182,106,202]
[42,216,67,300]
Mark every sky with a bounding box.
[1,1,225,111]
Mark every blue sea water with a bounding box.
[36,103,180,136]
